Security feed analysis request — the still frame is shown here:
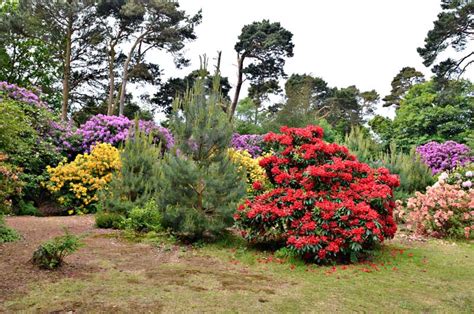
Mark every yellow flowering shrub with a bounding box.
[228,148,269,193]
[44,143,121,213]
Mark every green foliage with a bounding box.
[152,69,232,117]
[102,125,162,215]
[417,0,473,78]
[369,115,393,148]
[0,99,63,205]
[0,214,20,244]
[382,67,425,108]
[373,144,434,200]
[374,80,474,149]
[122,199,162,233]
[159,72,246,241]
[231,19,294,117]
[234,97,266,134]
[31,229,83,269]
[343,126,381,164]
[95,211,124,229]
[0,2,61,106]
[265,73,377,137]
[16,200,42,216]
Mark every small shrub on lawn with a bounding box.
[31,230,83,270]
[123,200,162,233]
[235,125,400,264]
[95,211,124,229]
[0,215,20,243]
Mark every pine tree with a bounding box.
[158,67,246,241]
[101,122,162,214]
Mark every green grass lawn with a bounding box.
[3,231,473,313]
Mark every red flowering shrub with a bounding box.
[234,125,400,263]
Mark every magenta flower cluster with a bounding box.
[0,81,46,108]
[74,114,174,153]
[416,141,473,174]
[231,134,264,157]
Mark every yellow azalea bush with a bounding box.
[228,148,269,193]
[44,143,121,214]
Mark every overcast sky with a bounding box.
[146,0,473,118]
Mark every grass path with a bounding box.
[1,215,473,313]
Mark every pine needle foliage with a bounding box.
[102,122,162,215]
[159,67,246,241]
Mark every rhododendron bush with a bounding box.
[397,176,474,239]
[234,125,400,263]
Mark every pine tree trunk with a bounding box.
[61,4,73,121]
[118,33,148,115]
[107,45,116,115]
[230,54,245,121]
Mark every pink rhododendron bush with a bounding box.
[397,177,474,239]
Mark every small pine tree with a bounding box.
[158,66,246,241]
[101,123,162,214]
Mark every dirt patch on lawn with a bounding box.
[0,215,181,303]
[0,215,282,311]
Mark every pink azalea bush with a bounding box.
[397,180,474,239]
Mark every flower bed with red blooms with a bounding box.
[234,125,400,263]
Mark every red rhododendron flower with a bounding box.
[234,125,399,263]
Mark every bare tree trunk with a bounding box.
[106,44,116,115]
[118,33,148,115]
[61,4,73,121]
[229,54,244,121]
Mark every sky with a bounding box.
[144,0,473,119]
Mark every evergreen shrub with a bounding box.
[159,73,246,241]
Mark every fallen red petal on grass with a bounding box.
[392,267,398,271]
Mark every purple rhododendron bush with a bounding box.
[416,141,473,174]
[72,114,174,154]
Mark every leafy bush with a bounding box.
[159,75,246,241]
[101,127,162,215]
[95,211,124,229]
[235,125,400,264]
[0,84,64,206]
[416,141,472,174]
[0,215,20,243]
[0,153,24,214]
[44,143,121,214]
[31,230,83,269]
[228,148,269,194]
[122,200,162,233]
[16,200,43,216]
[398,181,474,239]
